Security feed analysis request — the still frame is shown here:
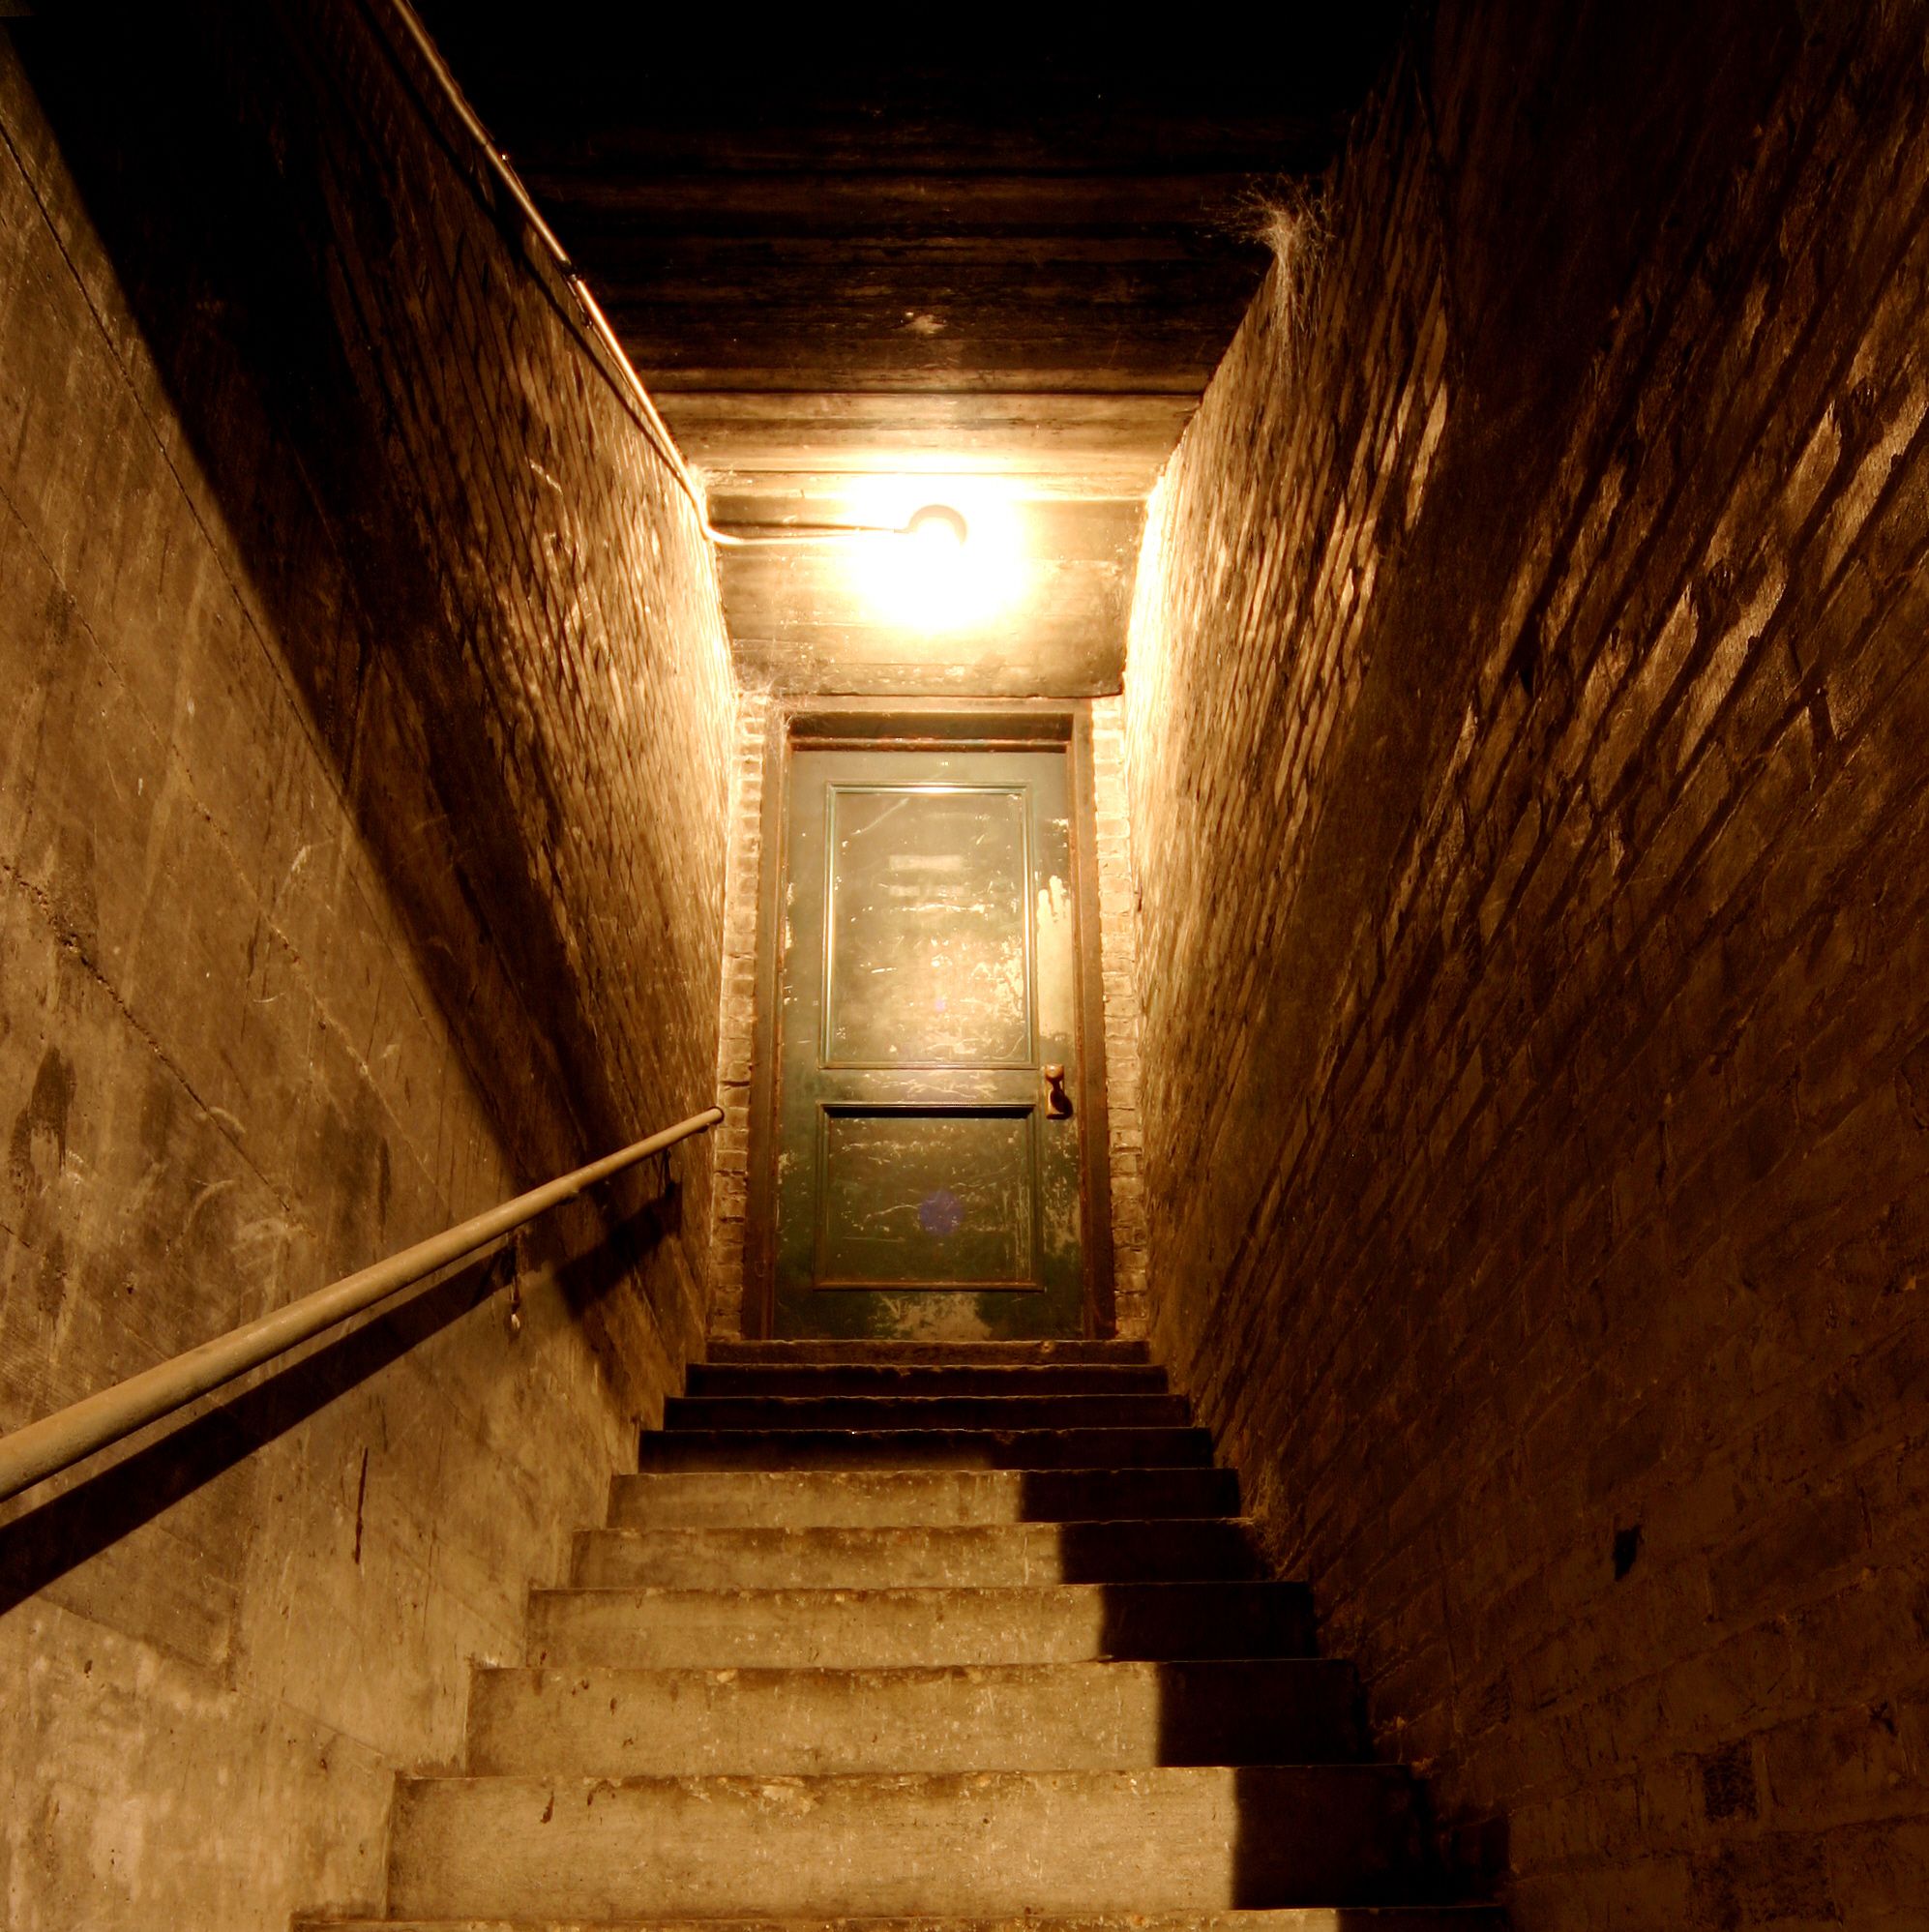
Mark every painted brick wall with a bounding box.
[0,5,731,1925]
[708,688,773,1339]
[1090,695,1149,1338]
[1125,4,1929,1924]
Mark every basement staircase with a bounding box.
[298,1339,1500,1931]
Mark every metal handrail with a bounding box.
[0,1106,723,1504]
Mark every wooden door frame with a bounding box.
[742,697,1117,1340]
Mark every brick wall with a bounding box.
[708,689,773,1338]
[1090,696,1148,1338]
[1125,4,1929,1923]
[0,5,731,1925]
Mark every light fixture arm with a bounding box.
[706,520,906,549]
[707,504,969,550]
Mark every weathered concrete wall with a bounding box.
[1125,3,1929,1923]
[0,3,732,1924]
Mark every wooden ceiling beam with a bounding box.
[696,468,1163,503]
[557,233,1259,267]
[520,170,1284,235]
[659,392,1195,492]
[489,112,1347,178]
[643,369,1212,398]
[560,263,1266,310]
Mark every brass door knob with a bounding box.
[1042,1065,1073,1118]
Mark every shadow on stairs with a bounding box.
[294,1338,1505,1932]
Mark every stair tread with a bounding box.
[305,1912,1500,1930]
[466,1657,1360,1776]
[386,1768,1425,1920]
[475,1658,1350,1686]
[688,1365,1172,1396]
[705,1340,1152,1365]
[581,1518,1252,1534]
[402,1766,1410,1792]
[606,1467,1241,1529]
[641,1424,1208,1435]
[528,1581,1315,1669]
[637,1427,1215,1471]
[569,1519,1261,1590]
[664,1395,1192,1430]
[531,1580,1310,1611]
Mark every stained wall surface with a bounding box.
[0,5,732,1925]
[1125,4,1929,1924]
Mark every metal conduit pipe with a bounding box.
[0,1106,722,1505]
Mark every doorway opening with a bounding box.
[746,703,1116,1341]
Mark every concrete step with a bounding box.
[635,1428,1215,1471]
[686,1363,1172,1398]
[302,1911,1502,1931]
[664,1393,1191,1433]
[527,1583,1316,1670]
[465,1659,1362,1777]
[706,1340,1152,1367]
[607,1468,1243,1531]
[569,1521,1263,1590]
[386,1767,1426,1920]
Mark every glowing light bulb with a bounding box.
[846,483,1025,634]
[905,504,969,550]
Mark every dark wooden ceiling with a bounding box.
[418,12,1410,690]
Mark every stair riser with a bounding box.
[687,1365,1172,1398]
[665,1395,1191,1432]
[527,1584,1316,1670]
[607,1468,1243,1530]
[387,1769,1422,1920]
[636,1429,1215,1471]
[570,1522,1263,1590]
[467,1661,1361,1776]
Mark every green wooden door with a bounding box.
[772,744,1087,1339]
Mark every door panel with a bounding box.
[773,745,1086,1339]
[816,1107,1034,1287]
[824,788,1031,1066]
